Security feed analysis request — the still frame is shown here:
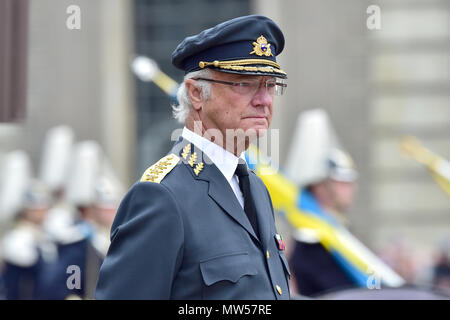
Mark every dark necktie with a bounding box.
[235,162,259,239]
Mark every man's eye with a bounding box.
[266,82,276,88]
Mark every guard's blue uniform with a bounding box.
[95,139,290,299]
[2,257,47,299]
[0,222,57,300]
[290,240,355,296]
[38,235,103,299]
[289,189,356,296]
[39,218,106,299]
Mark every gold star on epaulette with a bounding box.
[140,154,180,183]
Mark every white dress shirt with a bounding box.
[181,127,246,208]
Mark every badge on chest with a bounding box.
[274,234,286,251]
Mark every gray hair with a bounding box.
[172,69,212,123]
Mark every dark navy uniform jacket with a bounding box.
[290,240,355,297]
[1,222,56,300]
[2,257,46,300]
[95,139,290,299]
[39,236,103,299]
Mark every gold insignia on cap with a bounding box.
[140,154,180,183]
[250,35,273,57]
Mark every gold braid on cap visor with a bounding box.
[198,59,287,75]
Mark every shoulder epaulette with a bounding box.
[140,153,180,183]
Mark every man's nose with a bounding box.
[251,84,273,106]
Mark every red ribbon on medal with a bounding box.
[275,234,286,251]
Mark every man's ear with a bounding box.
[185,79,203,111]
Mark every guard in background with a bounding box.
[40,126,80,247]
[289,149,359,296]
[40,140,123,299]
[0,151,57,300]
[284,109,404,297]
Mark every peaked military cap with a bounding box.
[172,15,287,78]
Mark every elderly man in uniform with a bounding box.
[95,15,291,300]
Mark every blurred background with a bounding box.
[0,0,449,298]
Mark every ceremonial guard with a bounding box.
[284,109,404,297]
[0,151,57,299]
[96,15,291,299]
[40,126,79,247]
[41,140,123,299]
